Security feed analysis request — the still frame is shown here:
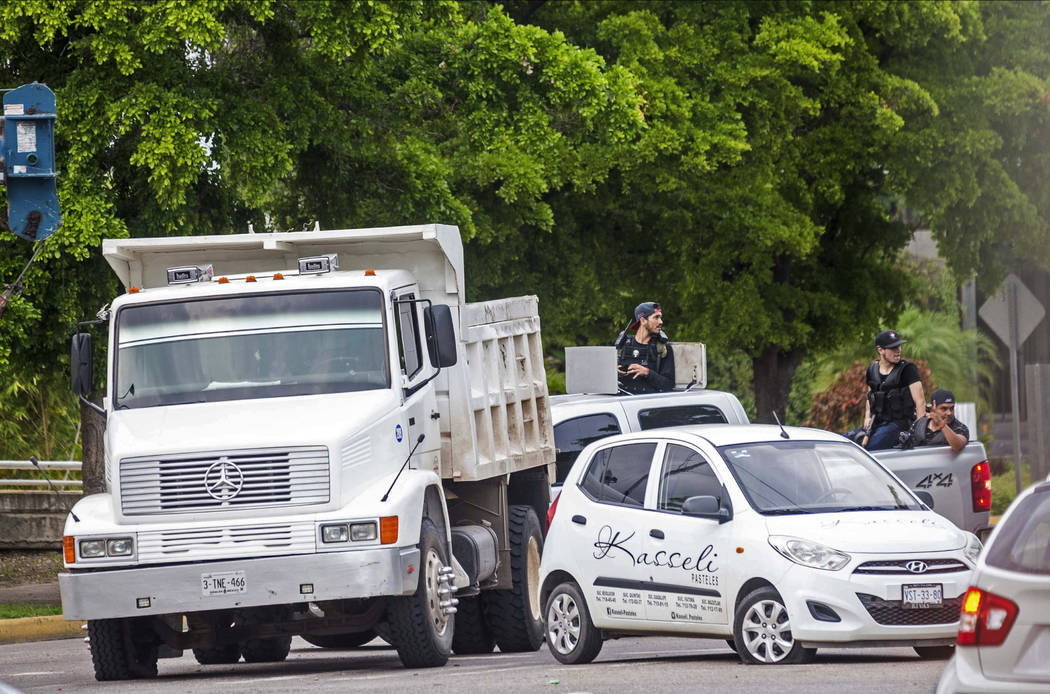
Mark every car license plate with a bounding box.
[902,583,942,608]
[201,571,246,596]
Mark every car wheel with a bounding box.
[733,587,815,665]
[241,635,292,663]
[914,645,955,660]
[88,618,159,680]
[545,581,603,665]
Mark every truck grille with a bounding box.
[853,558,969,575]
[856,593,963,625]
[137,522,316,563]
[120,446,330,515]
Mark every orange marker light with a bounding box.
[736,547,744,554]
[245,275,257,282]
[128,287,140,294]
[217,277,229,284]
[364,269,376,276]
[273,273,284,280]
[380,516,398,545]
[63,536,75,563]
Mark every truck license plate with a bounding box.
[201,571,246,596]
[902,583,942,608]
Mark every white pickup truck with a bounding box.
[61,225,555,680]
[551,347,992,539]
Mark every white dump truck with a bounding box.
[60,224,555,680]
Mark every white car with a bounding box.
[936,476,1050,692]
[540,424,982,665]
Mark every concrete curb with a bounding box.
[0,616,84,644]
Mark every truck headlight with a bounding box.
[350,522,377,541]
[769,535,850,571]
[321,524,349,543]
[107,538,134,556]
[79,539,107,558]
[963,532,983,565]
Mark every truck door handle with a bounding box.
[572,515,587,525]
[649,529,665,539]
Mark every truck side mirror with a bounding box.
[71,332,93,397]
[681,495,732,524]
[424,304,457,368]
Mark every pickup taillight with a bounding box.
[957,587,1018,646]
[546,491,561,533]
[971,461,991,512]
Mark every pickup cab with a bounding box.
[551,346,992,540]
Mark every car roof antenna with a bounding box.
[771,411,790,439]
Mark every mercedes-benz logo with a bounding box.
[905,560,929,574]
[204,457,244,501]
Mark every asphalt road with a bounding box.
[1,635,947,693]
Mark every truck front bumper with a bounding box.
[60,546,420,621]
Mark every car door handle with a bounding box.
[649,529,665,539]
[572,515,587,525]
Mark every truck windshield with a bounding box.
[114,289,388,409]
[716,440,922,515]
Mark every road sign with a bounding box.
[979,274,1045,349]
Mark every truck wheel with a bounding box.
[545,581,602,665]
[241,635,292,663]
[88,618,159,681]
[733,587,815,665]
[192,644,241,664]
[387,518,454,668]
[302,630,378,649]
[482,505,544,652]
[451,595,495,654]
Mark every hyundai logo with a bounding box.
[905,560,929,574]
[204,457,245,501]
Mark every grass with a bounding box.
[0,603,62,619]
[991,462,1033,516]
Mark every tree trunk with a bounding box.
[752,347,804,425]
[79,397,106,495]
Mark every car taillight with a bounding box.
[546,491,561,533]
[971,461,991,512]
[957,587,1018,647]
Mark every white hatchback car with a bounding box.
[540,424,982,665]
[936,476,1050,693]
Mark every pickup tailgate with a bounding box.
[872,441,991,536]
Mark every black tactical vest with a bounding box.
[866,360,916,427]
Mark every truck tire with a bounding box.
[302,630,378,649]
[192,644,241,664]
[386,518,454,668]
[88,618,159,681]
[451,595,495,654]
[482,505,544,652]
[733,587,815,665]
[241,635,292,663]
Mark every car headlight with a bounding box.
[79,539,107,558]
[77,537,134,559]
[769,535,851,571]
[963,532,983,565]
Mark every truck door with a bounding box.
[639,442,734,630]
[394,290,440,470]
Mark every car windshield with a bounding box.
[114,289,388,409]
[716,440,922,515]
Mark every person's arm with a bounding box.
[909,380,925,424]
[940,421,968,452]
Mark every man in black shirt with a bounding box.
[615,301,675,394]
[910,388,970,452]
[863,329,925,450]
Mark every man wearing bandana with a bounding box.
[614,302,675,394]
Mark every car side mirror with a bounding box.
[71,332,93,397]
[681,495,732,524]
[423,304,457,368]
[915,490,935,510]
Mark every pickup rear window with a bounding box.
[984,485,1050,575]
[638,405,727,430]
[554,413,622,484]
